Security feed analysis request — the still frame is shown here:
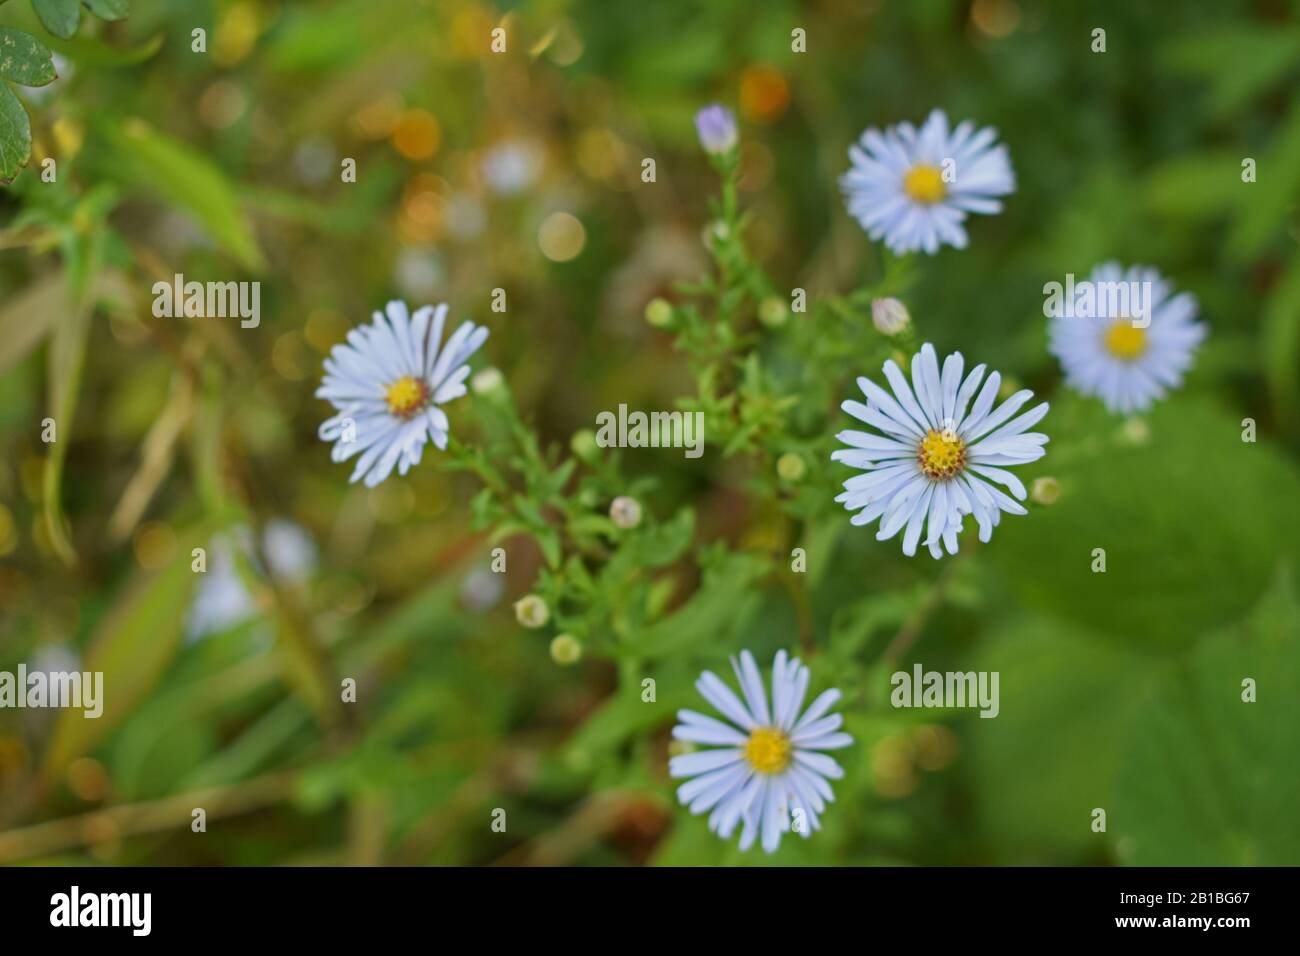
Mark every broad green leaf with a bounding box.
[32,0,81,40]
[84,0,128,20]
[103,118,265,271]
[0,28,55,86]
[990,397,1300,646]
[966,614,1157,860]
[0,80,32,183]
[1112,571,1300,865]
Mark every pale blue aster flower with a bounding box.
[317,300,488,487]
[841,109,1015,255]
[670,650,851,854]
[694,103,738,155]
[1048,262,1206,415]
[186,521,318,641]
[832,343,1049,558]
[185,536,254,641]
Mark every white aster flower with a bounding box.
[317,300,488,487]
[1048,262,1206,415]
[669,650,852,854]
[841,109,1015,255]
[832,343,1049,558]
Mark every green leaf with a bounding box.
[102,118,266,271]
[0,28,56,86]
[84,0,128,20]
[0,81,32,183]
[1159,27,1300,118]
[990,397,1300,646]
[1144,152,1242,222]
[626,508,694,568]
[0,269,127,375]
[966,614,1157,860]
[1112,571,1300,865]
[1261,250,1300,431]
[0,272,64,374]
[42,208,115,565]
[42,527,207,776]
[623,549,766,659]
[32,0,82,39]
[562,675,694,762]
[42,31,160,67]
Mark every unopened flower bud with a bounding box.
[644,297,674,328]
[550,634,582,665]
[758,297,789,328]
[570,428,599,460]
[513,594,549,629]
[609,495,642,529]
[776,452,806,482]
[694,104,738,155]
[871,297,911,336]
[472,367,504,394]
[1030,476,1061,506]
[1119,417,1151,446]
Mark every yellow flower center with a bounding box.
[918,428,966,480]
[744,726,793,775]
[903,164,947,204]
[384,375,430,418]
[1103,320,1148,361]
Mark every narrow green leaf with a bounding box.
[42,238,99,566]
[103,118,266,271]
[1261,250,1300,431]
[32,0,82,40]
[42,31,160,67]
[0,268,128,375]
[42,528,207,777]
[0,28,56,86]
[0,81,32,183]
[0,272,63,374]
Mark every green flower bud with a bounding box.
[1030,476,1061,506]
[570,428,599,460]
[644,297,675,328]
[758,297,789,328]
[776,452,807,482]
[550,634,583,665]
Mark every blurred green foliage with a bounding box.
[0,0,1297,866]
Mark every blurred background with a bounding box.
[0,0,1298,866]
